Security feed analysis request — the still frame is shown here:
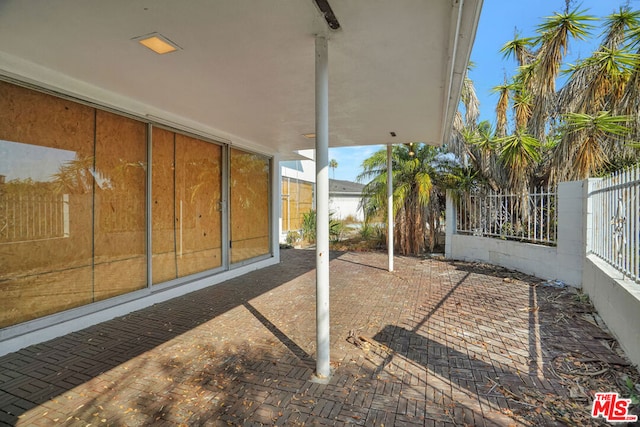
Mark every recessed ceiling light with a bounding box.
[302,133,316,139]
[134,32,181,55]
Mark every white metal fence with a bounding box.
[590,166,640,283]
[455,188,557,246]
[0,193,69,244]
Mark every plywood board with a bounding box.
[0,81,94,154]
[0,82,95,327]
[230,148,270,263]
[175,134,222,276]
[0,267,93,328]
[151,127,177,284]
[93,109,147,296]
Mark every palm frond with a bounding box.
[496,132,541,191]
[535,9,596,96]
[601,7,640,49]
[461,77,480,127]
[492,83,510,137]
[499,33,536,66]
[564,111,631,136]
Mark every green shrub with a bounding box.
[301,210,316,243]
[300,209,343,243]
[286,230,301,245]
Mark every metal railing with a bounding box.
[590,166,640,283]
[0,193,69,244]
[455,187,557,246]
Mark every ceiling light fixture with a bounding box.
[134,32,181,55]
[406,142,415,157]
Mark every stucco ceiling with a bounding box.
[0,0,482,157]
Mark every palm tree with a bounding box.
[552,6,640,181]
[357,144,439,255]
[559,111,632,180]
[452,4,640,193]
[492,81,511,138]
[329,159,338,179]
[499,31,536,67]
[52,156,95,194]
[496,131,541,193]
[530,7,596,140]
[449,66,480,166]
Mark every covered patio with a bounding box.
[0,0,482,373]
[1,249,636,426]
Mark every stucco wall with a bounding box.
[329,195,364,221]
[447,234,560,281]
[583,255,640,368]
[445,181,585,287]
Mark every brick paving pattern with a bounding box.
[0,249,638,426]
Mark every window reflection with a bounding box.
[151,129,222,283]
[0,81,146,327]
[230,148,270,263]
[0,141,76,244]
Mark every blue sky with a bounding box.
[330,0,635,183]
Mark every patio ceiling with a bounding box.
[0,0,482,158]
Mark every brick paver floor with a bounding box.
[1,249,638,426]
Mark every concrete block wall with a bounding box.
[445,184,584,286]
[583,256,640,368]
[448,234,559,281]
[555,181,587,286]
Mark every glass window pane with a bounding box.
[230,148,270,263]
[290,179,313,231]
[93,110,147,299]
[151,128,178,284]
[0,82,94,327]
[175,134,222,276]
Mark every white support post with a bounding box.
[387,145,394,272]
[314,35,331,380]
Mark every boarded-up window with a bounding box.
[281,177,313,232]
[93,110,147,299]
[0,80,272,330]
[0,81,146,327]
[152,129,222,283]
[230,148,270,263]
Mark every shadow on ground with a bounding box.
[1,250,638,426]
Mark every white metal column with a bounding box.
[315,35,331,379]
[387,144,394,272]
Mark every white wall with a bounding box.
[555,180,587,286]
[447,234,561,281]
[329,195,364,221]
[445,181,585,286]
[281,155,316,183]
[583,255,640,368]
